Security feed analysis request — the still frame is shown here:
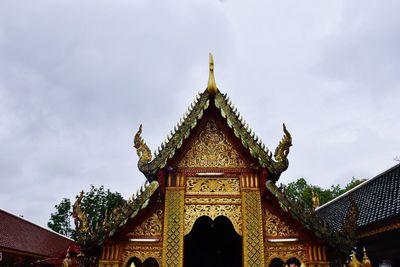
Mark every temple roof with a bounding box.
[133,54,292,182]
[134,89,292,181]
[316,163,400,232]
[0,209,73,258]
[266,181,355,252]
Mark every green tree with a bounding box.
[48,198,74,237]
[78,185,126,229]
[48,185,126,239]
[284,177,367,209]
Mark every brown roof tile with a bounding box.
[0,209,74,258]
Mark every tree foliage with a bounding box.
[48,185,126,239]
[78,185,126,229]
[284,177,367,209]
[48,198,73,237]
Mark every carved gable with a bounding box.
[178,119,247,168]
[264,209,299,238]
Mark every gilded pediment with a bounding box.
[264,209,298,237]
[178,120,247,168]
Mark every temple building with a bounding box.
[73,55,358,267]
[317,163,400,267]
[0,208,74,266]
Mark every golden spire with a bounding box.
[207,53,218,95]
[311,190,320,209]
[362,247,372,267]
[348,250,362,267]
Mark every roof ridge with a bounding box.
[265,181,353,251]
[316,162,400,211]
[0,208,73,241]
[134,88,292,181]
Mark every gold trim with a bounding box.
[184,204,242,235]
[185,197,241,205]
[357,220,400,239]
[162,188,185,267]
[186,177,240,195]
[242,189,265,267]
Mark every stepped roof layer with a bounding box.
[316,163,400,232]
[266,181,354,252]
[134,89,292,182]
[0,209,73,258]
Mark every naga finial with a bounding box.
[274,123,292,162]
[134,124,152,167]
[72,190,90,233]
[270,123,292,177]
[207,53,218,95]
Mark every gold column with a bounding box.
[241,174,265,267]
[98,243,122,267]
[162,174,185,267]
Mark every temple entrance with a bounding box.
[184,215,242,267]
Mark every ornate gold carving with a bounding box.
[242,190,265,267]
[134,124,152,167]
[72,191,90,233]
[265,245,306,266]
[162,189,185,267]
[185,197,241,205]
[264,210,298,237]
[129,209,163,237]
[121,245,162,267]
[184,204,242,235]
[186,177,240,195]
[178,120,247,168]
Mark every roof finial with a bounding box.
[207,53,218,95]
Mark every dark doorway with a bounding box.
[269,258,285,267]
[184,216,242,267]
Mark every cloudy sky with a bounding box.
[1,0,399,228]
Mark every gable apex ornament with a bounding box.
[207,53,218,95]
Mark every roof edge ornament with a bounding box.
[271,123,292,174]
[134,124,152,171]
[207,53,218,95]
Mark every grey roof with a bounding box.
[316,163,400,232]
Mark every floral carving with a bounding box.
[178,120,247,168]
[186,178,240,195]
[129,209,163,237]
[264,210,298,237]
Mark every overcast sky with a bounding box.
[1,0,399,228]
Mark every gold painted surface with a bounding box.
[184,204,242,235]
[265,245,306,266]
[128,209,163,237]
[178,120,247,168]
[207,53,218,95]
[185,197,241,205]
[121,245,162,267]
[264,210,298,237]
[162,189,185,267]
[357,221,400,239]
[186,177,240,195]
[242,190,265,267]
[98,260,120,267]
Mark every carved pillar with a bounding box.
[241,174,265,267]
[98,243,122,267]
[162,174,185,267]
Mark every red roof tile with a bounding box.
[0,209,74,258]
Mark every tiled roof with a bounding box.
[266,181,354,252]
[0,209,73,258]
[135,89,292,181]
[316,163,400,232]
